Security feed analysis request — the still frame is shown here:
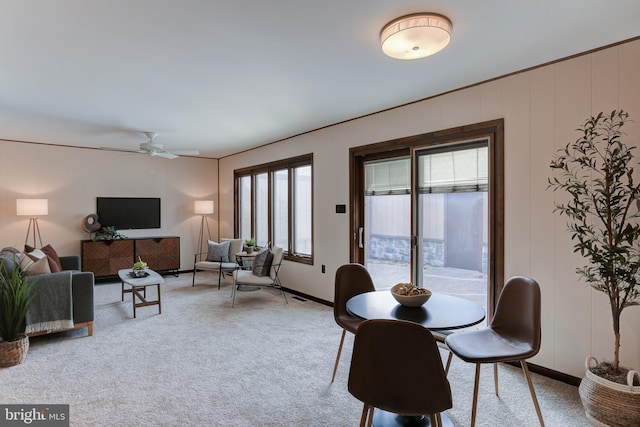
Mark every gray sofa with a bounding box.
[1,251,94,337]
[51,255,95,336]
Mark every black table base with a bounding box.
[373,410,453,427]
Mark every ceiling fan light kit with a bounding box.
[380,13,452,60]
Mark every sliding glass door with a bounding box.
[350,120,503,316]
[414,142,488,308]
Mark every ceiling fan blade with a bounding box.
[99,146,141,153]
[154,151,179,159]
[169,150,199,156]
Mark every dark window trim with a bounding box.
[234,153,314,265]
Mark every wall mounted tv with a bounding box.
[96,197,161,230]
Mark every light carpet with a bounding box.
[0,272,588,426]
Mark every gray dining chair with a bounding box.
[348,319,453,427]
[331,263,375,383]
[445,276,544,426]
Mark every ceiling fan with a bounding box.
[101,132,200,159]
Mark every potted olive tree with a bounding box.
[548,110,640,426]
[0,264,33,367]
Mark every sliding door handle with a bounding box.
[358,227,364,249]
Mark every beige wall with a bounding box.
[219,39,640,377]
[0,142,219,269]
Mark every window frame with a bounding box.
[234,153,314,265]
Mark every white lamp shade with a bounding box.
[381,13,452,60]
[194,200,214,215]
[16,199,48,216]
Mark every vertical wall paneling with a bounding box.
[553,55,594,376]
[529,65,557,367]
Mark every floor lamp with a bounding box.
[194,200,214,254]
[17,198,48,248]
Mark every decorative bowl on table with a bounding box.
[391,283,432,307]
[130,269,149,278]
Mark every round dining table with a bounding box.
[346,290,486,331]
[346,290,486,427]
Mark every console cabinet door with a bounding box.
[108,240,135,274]
[158,237,180,271]
[82,240,134,276]
[135,238,160,270]
[82,241,109,276]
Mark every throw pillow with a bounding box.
[18,253,52,276]
[252,248,274,277]
[206,240,230,262]
[25,244,62,272]
[41,244,62,272]
[18,253,35,272]
[25,256,52,276]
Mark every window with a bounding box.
[235,154,313,264]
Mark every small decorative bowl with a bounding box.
[131,269,147,278]
[390,283,432,307]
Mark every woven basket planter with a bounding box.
[579,356,640,426]
[0,335,29,368]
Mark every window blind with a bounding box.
[418,146,488,194]
[365,158,410,195]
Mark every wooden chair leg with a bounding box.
[429,414,438,427]
[331,330,346,382]
[366,406,374,427]
[359,403,371,427]
[521,361,545,427]
[436,412,443,427]
[471,363,481,427]
[444,351,453,375]
[494,362,499,396]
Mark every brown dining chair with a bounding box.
[445,276,544,427]
[348,319,453,427]
[331,263,375,383]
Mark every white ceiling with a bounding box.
[1,1,639,159]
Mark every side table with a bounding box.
[118,269,164,318]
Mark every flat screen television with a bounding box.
[96,197,161,230]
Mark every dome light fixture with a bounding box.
[380,13,452,60]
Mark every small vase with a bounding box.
[0,334,29,367]
[246,246,254,254]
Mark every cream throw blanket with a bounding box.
[25,271,74,334]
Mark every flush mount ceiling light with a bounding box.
[380,13,452,60]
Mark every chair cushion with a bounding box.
[195,261,237,271]
[445,328,536,363]
[224,239,243,263]
[252,248,273,277]
[234,269,276,286]
[206,240,230,262]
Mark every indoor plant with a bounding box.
[548,110,640,426]
[0,264,33,367]
[244,239,256,254]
